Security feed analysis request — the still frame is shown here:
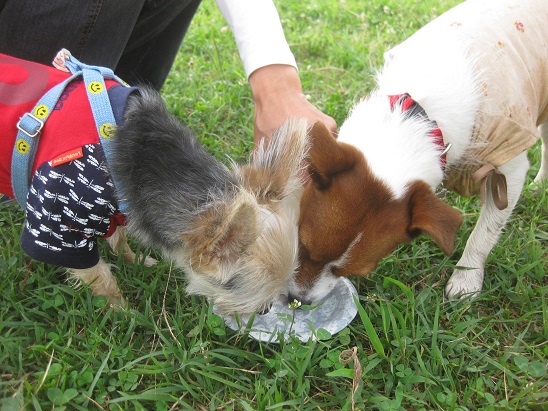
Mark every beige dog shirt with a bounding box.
[388,0,548,206]
[447,0,548,204]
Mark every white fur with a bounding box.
[377,16,480,164]
[339,96,445,199]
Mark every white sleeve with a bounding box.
[215,0,298,78]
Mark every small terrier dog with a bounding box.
[291,0,547,303]
[111,90,308,314]
[1,52,308,313]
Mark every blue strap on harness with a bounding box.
[11,54,130,212]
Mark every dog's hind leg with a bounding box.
[533,122,548,183]
[107,226,157,267]
[69,258,125,307]
[445,151,529,299]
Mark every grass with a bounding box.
[1,0,547,409]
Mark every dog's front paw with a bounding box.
[445,267,484,299]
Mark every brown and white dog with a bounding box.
[291,0,547,303]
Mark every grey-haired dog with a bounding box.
[108,88,308,313]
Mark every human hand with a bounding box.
[248,64,337,146]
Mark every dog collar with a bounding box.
[387,93,451,169]
[11,50,130,211]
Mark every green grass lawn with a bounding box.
[1,0,547,409]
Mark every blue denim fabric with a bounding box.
[0,0,201,89]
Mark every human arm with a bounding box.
[248,64,337,145]
[215,0,337,144]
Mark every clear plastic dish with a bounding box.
[215,277,358,343]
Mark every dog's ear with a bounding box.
[406,181,463,255]
[308,121,360,189]
[183,192,258,269]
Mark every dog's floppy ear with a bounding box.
[183,192,258,269]
[406,181,463,255]
[308,121,360,189]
